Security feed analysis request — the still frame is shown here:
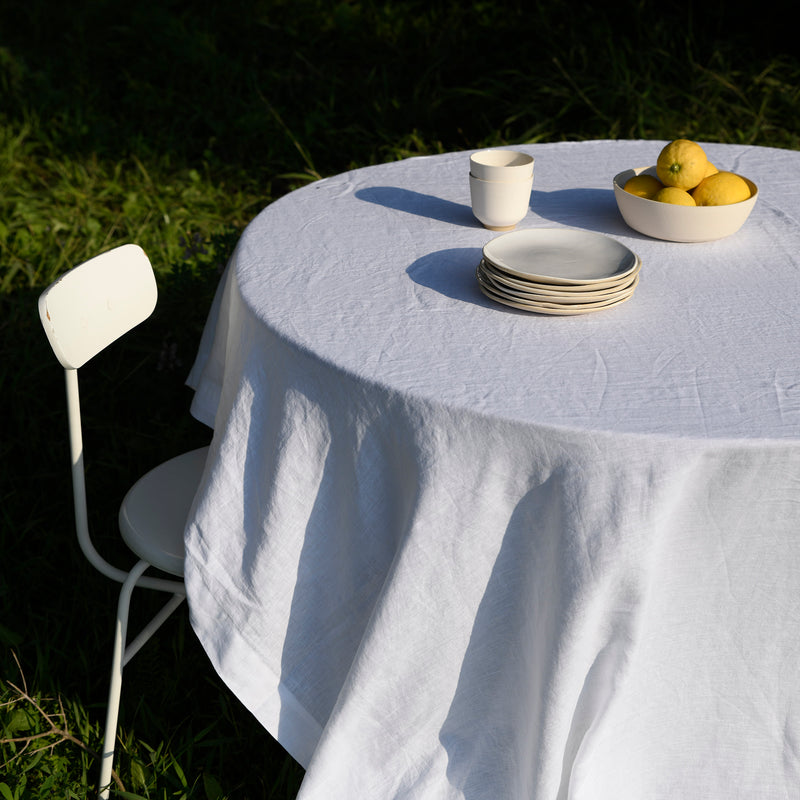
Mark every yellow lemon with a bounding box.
[691,171,751,206]
[653,186,696,206]
[703,161,719,178]
[624,174,664,198]
[656,139,709,190]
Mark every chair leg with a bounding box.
[97,561,149,800]
[122,592,185,668]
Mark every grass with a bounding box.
[1,0,798,796]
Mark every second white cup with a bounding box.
[469,173,533,231]
[469,150,534,230]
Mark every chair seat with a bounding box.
[118,446,210,577]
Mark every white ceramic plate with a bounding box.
[477,275,636,315]
[478,258,641,295]
[478,264,639,304]
[477,270,638,306]
[483,228,639,285]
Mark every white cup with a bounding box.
[469,149,534,182]
[469,172,533,231]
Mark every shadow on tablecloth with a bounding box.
[531,187,646,240]
[406,247,536,314]
[356,184,645,242]
[356,186,479,227]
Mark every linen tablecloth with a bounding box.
[185,140,800,798]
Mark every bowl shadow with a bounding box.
[530,187,643,238]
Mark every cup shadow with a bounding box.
[355,186,480,228]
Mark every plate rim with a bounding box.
[478,279,636,315]
[483,227,639,285]
[478,265,640,303]
[479,257,641,293]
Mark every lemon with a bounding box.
[691,171,751,206]
[624,174,664,198]
[656,139,709,190]
[703,161,719,178]
[653,186,696,206]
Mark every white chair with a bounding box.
[38,243,209,799]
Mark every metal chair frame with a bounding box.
[38,244,206,798]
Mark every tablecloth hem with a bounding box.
[186,570,322,770]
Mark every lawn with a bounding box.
[1,1,798,797]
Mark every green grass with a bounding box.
[2,0,798,796]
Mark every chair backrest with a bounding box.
[37,243,173,588]
[38,244,158,369]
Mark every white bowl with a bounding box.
[613,166,759,242]
[470,150,534,182]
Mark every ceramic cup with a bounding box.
[468,150,534,230]
[469,149,534,182]
[469,172,533,231]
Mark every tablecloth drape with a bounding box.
[185,140,800,799]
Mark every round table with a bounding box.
[185,140,800,799]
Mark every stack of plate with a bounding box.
[477,228,641,315]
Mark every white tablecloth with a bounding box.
[184,140,800,799]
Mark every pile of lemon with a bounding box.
[624,139,753,206]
